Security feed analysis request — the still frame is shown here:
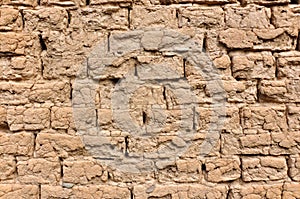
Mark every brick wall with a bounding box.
[0,0,300,198]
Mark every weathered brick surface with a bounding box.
[0,0,300,197]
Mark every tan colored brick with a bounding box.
[41,185,131,199]
[288,156,300,181]
[0,184,39,199]
[51,107,75,129]
[0,56,41,80]
[70,7,128,31]
[276,51,300,80]
[225,5,272,29]
[241,105,287,133]
[283,183,300,199]
[63,159,103,184]
[0,132,34,156]
[134,184,229,199]
[17,158,60,184]
[230,183,283,199]
[178,7,224,28]
[224,80,257,104]
[90,0,131,4]
[245,0,289,4]
[230,51,275,80]
[130,6,177,29]
[0,156,16,181]
[35,132,84,158]
[0,82,32,105]
[0,106,7,128]
[41,0,84,6]
[0,0,37,6]
[204,156,241,182]
[24,8,68,32]
[272,6,300,29]
[0,7,22,31]
[242,156,287,181]
[7,106,50,131]
[0,33,40,56]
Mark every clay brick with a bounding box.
[178,7,224,28]
[7,106,50,131]
[0,156,16,180]
[63,159,103,184]
[28,80,71,104]
[40,0,84,6]
[0,33,40,56]
[259,80,300,103]
[230,51,275,80]
[41,29,105,56]
[245,0,289,4]
[35,133,84,158]
[225,5,272,29]
[41,54,87,79]
[17,158,61,184]
[219,28,296,50]
[133,184,229,199]
[130,6,177,29]
[0,132,34,156]
[0,0,37,6]
[204,156,241,182]
[283,183,300,199]
[90,0,131,4]
[0,82,32,105]
[41,185,131,199]
[69,7,128,31]
[272,6,300,29]
[158,159,202,183]
[287,106,300,131]
[288,155,300,181]
[0,106,6,128]
[241,105,287,133]
[51,107,74,129]
[224,80,257,104]
[0,184,39,199]
[24,8,68,32]
[0,7,22,31]
[230,184,283,199]
[241,156,287,181]
[276,51,300,79]
[0,56,41,80]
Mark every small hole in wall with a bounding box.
[297,32,300,51]
[290,0,299,4]
[201,163,206,171]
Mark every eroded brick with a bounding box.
[0,184,39,199]
[0,132,34,156]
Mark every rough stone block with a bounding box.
[219,28,296,50]
[24,8,68,32]
[241,156,287,181]
[41,185,131,199]
[241,105,287,133]
[51,107,75,129]
[90,0,131,4]
[0,132,34,156]
[0,33,40,56]
[225,5,272,29]
[272,6,300,30]
[276,51,300,80]
[259,80,300,103]
[0,156,16,181]
[0,184,39,199]
[0,0,37,6]
[35,132,84,158]
[69,7,128,31]
[178,7,224,28]
[224,80,257,104]
[40,0,84,6]
[230,184,283,199]
[17,158,61,184]
[204,156,241,182]
[0,106,7,128]
[63,159,103,184]
[0,7,22,31]
[230,51,275,80]
[0,82,33,105]
[283,183,300,199]
[133,184,229,199]
[130,6,177,29]
[287,106,300,131]
[0,56,41,80]
[7,106,50,131]
[288,155,300,181]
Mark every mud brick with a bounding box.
[0,132,34,156]
[0,184,39,199]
